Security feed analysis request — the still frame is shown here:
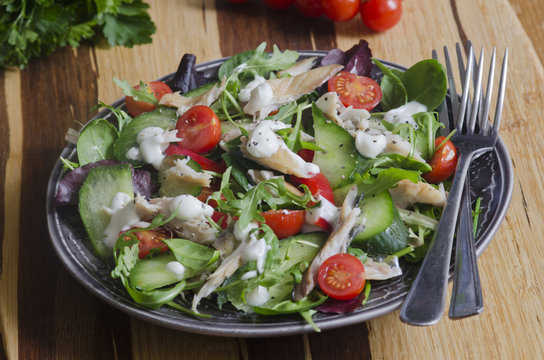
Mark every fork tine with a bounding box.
[480,47,496,134]
[492,47,509,135]
[444,46,459,124]
[468,47,485,132]
[433,49,451,135]
[457,45,474,130]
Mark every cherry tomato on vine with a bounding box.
[328,71,382,110]
[318,253,366,300]
[263,0,295,10]
[175,105,221,154]
[321,0,360,21]
[125,81,172,117]
[295,0,323,17]
[360,0,402,32]
[423,136,458,184]
[124,227,171,259]
[261,210,306,239]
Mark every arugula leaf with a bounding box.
[164,239,220,272]
[113,78,158,105]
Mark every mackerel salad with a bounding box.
[54,40,456,329]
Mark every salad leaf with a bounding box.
[402,59,448,111]
[356,167,421,198]
[164,239,220,272]
[372,58,407,111]
[114,78,158,105]
[76,119,118,165]
[322,39,373,77]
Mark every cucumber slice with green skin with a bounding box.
[352,191,409,256]
[362,208,409,256]
[78,164,134,260]
[128,253,208,291]
[311,104,366,190]
[352,190,395,242]
[113,107,177,165]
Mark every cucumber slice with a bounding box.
[113,107,177,165]
[78,164,134,259]
[352,191,409,256]
[128,253,207,291]
[278,231,327,272]
[311,105,366,189]
[362,208,409,256]
[352,190,395,242]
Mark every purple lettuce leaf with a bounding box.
[54,160,154,206]
[320,39,373,77]
[170,53,209,94]
[316,293,365,314]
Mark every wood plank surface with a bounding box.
[1,0,544,359]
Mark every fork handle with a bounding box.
[400,152,473,326]
[449,175,484,318]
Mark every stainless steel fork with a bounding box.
[400,43,508,326]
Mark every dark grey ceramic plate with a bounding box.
[46,51,514,337]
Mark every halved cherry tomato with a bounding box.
[261,210,306,239]
[295,0,323,17]
[321,0,360,21]
[124,227,171,259]
[212,211,233,230]
[423,136,458,184]
[360,0,402,32]
[318,253,365,300]
[125,81,172,117]
[263,0,295,9]
[290,173,335,204]
[328,71,382,111]
[166,143,226,172]
[175,105,221,153]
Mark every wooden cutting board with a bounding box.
[1,0,543,358]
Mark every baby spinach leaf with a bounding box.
[372,58,407,111]
[165,239,220,272]
[402,59,447,111]
[76,119,118,165]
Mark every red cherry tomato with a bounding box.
[175,105,221,153]
[423,136,458,184]
[263,0,295,10]
[328,71,382,111]
[125,81,172,117]
[166,144,226,173]
[321,0,360,21]
[295,0,323,17]
[124,227,171,259]
[290,173,335,204]
[360,0,402,32]
[261,210,306,239]
[318,253,365,300]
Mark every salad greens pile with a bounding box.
[54,41,453,329]
[0,0,155,69]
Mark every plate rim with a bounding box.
[46,51,514,336]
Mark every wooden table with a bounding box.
[2,0,543,358]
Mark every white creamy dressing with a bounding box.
[102,193,142,248]
[245,120,320,177]
[169,194,214,221]
[126,127,180,169]
[383,101,427,129]
[241,233,271,274]
[305,195,340,227]
[165,261,186,280]
[355,130,387,158]
[239,75,266,102]
[245,285,270,306]
[233,221,259,242]
[240,270,258,280]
